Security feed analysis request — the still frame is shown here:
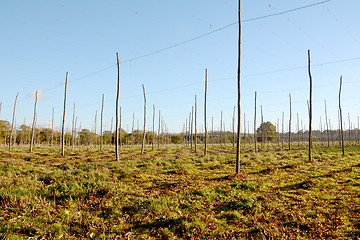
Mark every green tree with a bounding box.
[256,121,279,143]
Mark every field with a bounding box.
[0,145,359,239]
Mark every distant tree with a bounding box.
[256,121,279,143]
[171,135,181,144]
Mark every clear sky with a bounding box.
[1,0,360,134]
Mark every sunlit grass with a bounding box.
[0,145,359,239]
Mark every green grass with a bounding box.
[0,145,359,239]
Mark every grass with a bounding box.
[0,144,359,239]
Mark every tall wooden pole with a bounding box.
[152,104,155,150]
[204,69,208,155]
[235,0,241,174]
[191,107,193,148]
[254,91,257,152]
[115,53,120,161]
[282,112,284,148]
[220,111,223,146]
[9,93,19,151]
[339,76,345,155]
[61,73,68,156]
[119,107,122,150]
[308,50,313,161]
[232,106,236,150]
[100,94,104,150]
[194,95,197,152]
[30,91,38,152]
[261,106,264,148]
[141,84,146,154]
[51,107,54,147]
[158,110,161,149]
[72,102,75,150]
[288,94,292,150]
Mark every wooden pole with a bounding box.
[141,84,146,154]
[194,95,197,152]
[51,107,54,147]
[282,112,284,148]
[61,73,68,156]
[297,113,300,148]
[220,111,223,146]
[119,107,122,150]
[152,104,155,150]
[325,100,330,147]
[339,76,345,155]
[308,50,313,161]
[288,94,292,150]
[9,93,19,151]
[30,91,38,152]
[204,69,208,155]
[235,0,241,174]
[254,91,257,152]
[158,110,161,149]
[243,113,246,147]
[100,94,104,150]
[232,106,236,150]
[191,107,193,148]
[261,106,264,149]
[131,113,134,146]
[72,102,75,150]
[115,53,120,161]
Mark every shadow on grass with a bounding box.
[278,180,316,190]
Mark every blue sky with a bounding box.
[1,0,360,134]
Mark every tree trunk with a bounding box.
[30,91,38,152]
[61,73,68,156]
[115,53,120,161]
[141,84,146,154]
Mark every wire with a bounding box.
[66,0,334,84]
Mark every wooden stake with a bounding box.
[61,73,68,156]
[30,91,38,152]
